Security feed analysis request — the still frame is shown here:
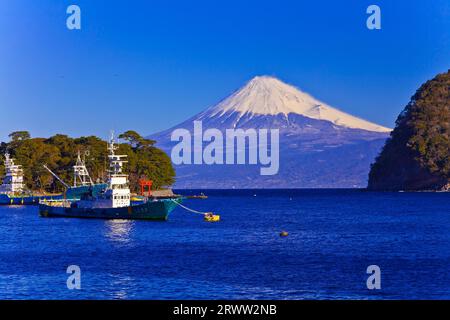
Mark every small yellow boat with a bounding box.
[204,213,220,222]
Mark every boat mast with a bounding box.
[73,150,94,187]
[108,133,128,182]
[107,132,130,208]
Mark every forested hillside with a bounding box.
[368,70,450,190]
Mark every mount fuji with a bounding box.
[149,76,391,188]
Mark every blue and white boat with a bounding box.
[39,134,182,220]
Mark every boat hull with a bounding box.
[0,184,107,206]
[39,198,182,220]
[0,194,45,205]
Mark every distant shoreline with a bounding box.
[175,188,449,193]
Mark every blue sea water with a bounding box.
[0,189,450,300]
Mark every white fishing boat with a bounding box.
[39,133,182,220]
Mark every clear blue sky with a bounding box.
[1,0,449,142]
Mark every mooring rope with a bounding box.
[172,199,208,215]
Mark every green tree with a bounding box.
[9,131,30,142]
[119,130,156,150]
[368,69,450,190]
[117,132,175,191]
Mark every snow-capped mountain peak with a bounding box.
[149,75,391,188]
[204,75,391,133]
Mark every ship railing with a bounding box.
[39,199,74,207]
